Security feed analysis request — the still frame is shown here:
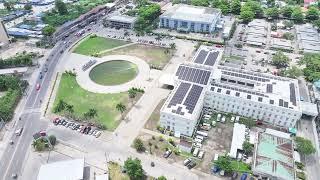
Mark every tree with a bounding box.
[230,0,241,15]
[65,104,74,116]
[306,6,319,21]
[242,141,253,155]
[84,108,98,120]
[55,0,68,15]
[191,0,210,7]
[169,43,176,50]
[243,1,264,18]
[301,53,320,82]
[54,99,66,113]
[24,4,32,11]
[313,19,320,30]
[267,0,275,7]
[281,66,303,78]
[158,176,167,180]
[283,20,294,29]
[48,135,57,146]
[32,138,46,151]
[133,138,145,152]
[282,32,294,40]
[272,51,290,68]
[124,157,144,180]
[128,88,137,99]
[295,136,316,155]
[292,8,304,23]
[116,103,126,119]
[265,7,279,19]
[240,10,255,23]
[42,25,56,36]
[3,1,14,11]
[282,6,293,18]
[214,154,233,173]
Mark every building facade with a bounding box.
[105,15,137,29]
[159,5,221,33]
[160,46,304,137]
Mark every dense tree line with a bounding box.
[0,75,28,122]
[134,3,161,34]
[0,52,37,69]
[300,53,320,82]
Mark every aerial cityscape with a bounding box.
[0,0,320,179]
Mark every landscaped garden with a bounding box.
[53,72,129,130]
[73,35,129,56]
[102,44,174,69]
[89,60,138,86]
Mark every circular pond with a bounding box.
[89,60,138,86]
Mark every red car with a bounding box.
[36,83,41,91]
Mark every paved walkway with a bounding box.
[65,53,151,93]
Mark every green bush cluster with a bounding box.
[0,52,37,69]
[0,75,27,121]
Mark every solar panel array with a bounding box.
[212,83,269,98]
[183,85,203,114]
[219,66,272,82]
[204,52,219,66]
[168,82,191,108]
[194,50,208,64]
[289,83,297,106]
[222,71,269,82]
[176,65,211,85]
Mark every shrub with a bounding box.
[295,162,304,170]
[90,34,97,38]
[168,138,175,146]
[159,135,164,142]
[133,138,145,152]
[48,135,57,146]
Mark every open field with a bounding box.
[89,60,138,86]
[52,73,128,130]
[73,36,128,56]
[102,44,173,69]
[108,162,130,180]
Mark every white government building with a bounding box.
[159,4,221,33]
[160,46,309,137]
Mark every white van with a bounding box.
[196,131,208,137]
[198,151,205,159]
[221,116,226,123]
[214,154,219,161]
[217,114,221,122]
[193,148,199,157]
[212,121,216,127]
[194,138,202,143]
[196,135,204,141]
[235,116,240,122]
[231,117,235,123]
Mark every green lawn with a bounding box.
[53,73,128,130]
[102,44,173,69]
[73,36,128,56]
[108,162,130,180]
[230,160,251,173]
[89,60,138,86]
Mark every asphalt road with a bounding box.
[0,32,81,180]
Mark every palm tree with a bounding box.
[169,43,176,50]
[84,108,98,120]
[116,103,126,120]
[65,104,74,117]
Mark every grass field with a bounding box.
[230,160,251,173]
[89,60,138,86]
[73,36,128,56]
[102,44,173,69]
[108,162,130,180]
[53,73,128,130]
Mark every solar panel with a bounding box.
[289,83,297,106]
[204,51,219,66]
[194,50,208,64]
[168,82,191,108]
[183,84,203,114]
[176,65,211,85]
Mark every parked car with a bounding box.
[187,161,196,169]
[211,166,220,173]
[241,173,248,180]
[198,151,205,159]
[163,150,172,158]
[193,148,199,157]
[220,170,225,176]
[15,128,23,136]
[183,158,191,166]
[221,116,226,123]
[232,172,238,180]
[95,131,101,138]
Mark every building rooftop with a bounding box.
[192,47,223,67]
[253,132,295,180]
[229,123,246,158]
[160,4,221,24]
[106,15,137,23]
[296,24,320,53]
[248,19,267,28]
[37,159,85,180]
[210,66,300,110]
[271,38,294,50]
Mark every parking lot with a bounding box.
[52,117,102,138]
